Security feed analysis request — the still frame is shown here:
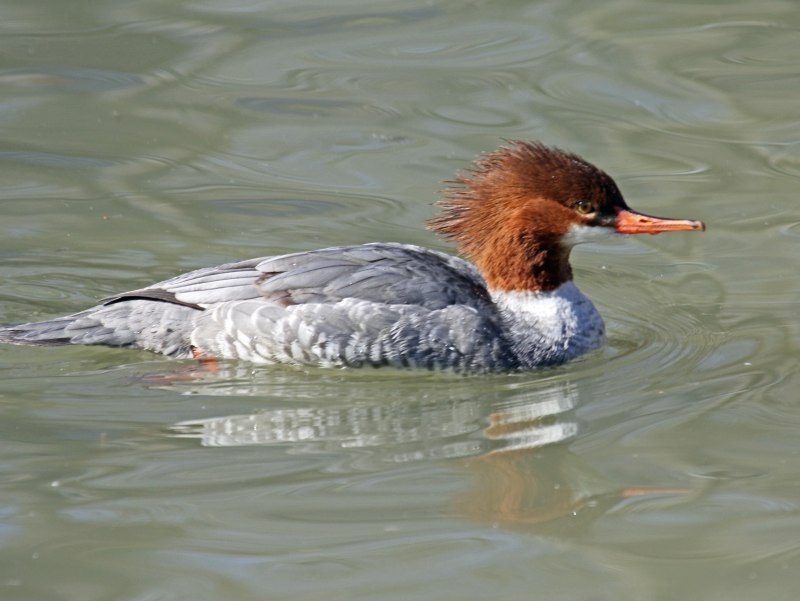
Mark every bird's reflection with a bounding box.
[169,366,577,457]
[165,365,687,528]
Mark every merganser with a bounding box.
[0,141,704,372]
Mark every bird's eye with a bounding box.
[574,200,595,214]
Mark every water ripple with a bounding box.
[0,150,115,169]
[317,26,554,67]
[0,67,144,93]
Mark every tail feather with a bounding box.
[0,300,200,358]
[0,315,85,346]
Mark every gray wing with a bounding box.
[100,243,491,312]
[188,244,518,371]
[253,243,494,311]
[101,257,267,309]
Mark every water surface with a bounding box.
[1,1,799,600]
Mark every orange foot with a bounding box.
[191,346,220,372]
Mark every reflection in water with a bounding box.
[165,368,636,527]
[170,369,577,458]
[460,441,689,530]
[460,446,608,528]
[167,367,690,528]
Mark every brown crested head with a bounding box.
[428,141,630,292]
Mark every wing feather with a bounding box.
[254,243,492,310]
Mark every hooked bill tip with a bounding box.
[615,209,705,235]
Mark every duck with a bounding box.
[0,141,705,372]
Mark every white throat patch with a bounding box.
[561,223,615,248]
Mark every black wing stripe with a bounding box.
[101,289,205,311]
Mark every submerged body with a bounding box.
[0,142,704,372]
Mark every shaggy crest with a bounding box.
[428,141,626,292]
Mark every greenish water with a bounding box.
[1,1,799,599]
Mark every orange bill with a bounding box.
[615,209,705,235]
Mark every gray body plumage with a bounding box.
[0,243,605,372]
